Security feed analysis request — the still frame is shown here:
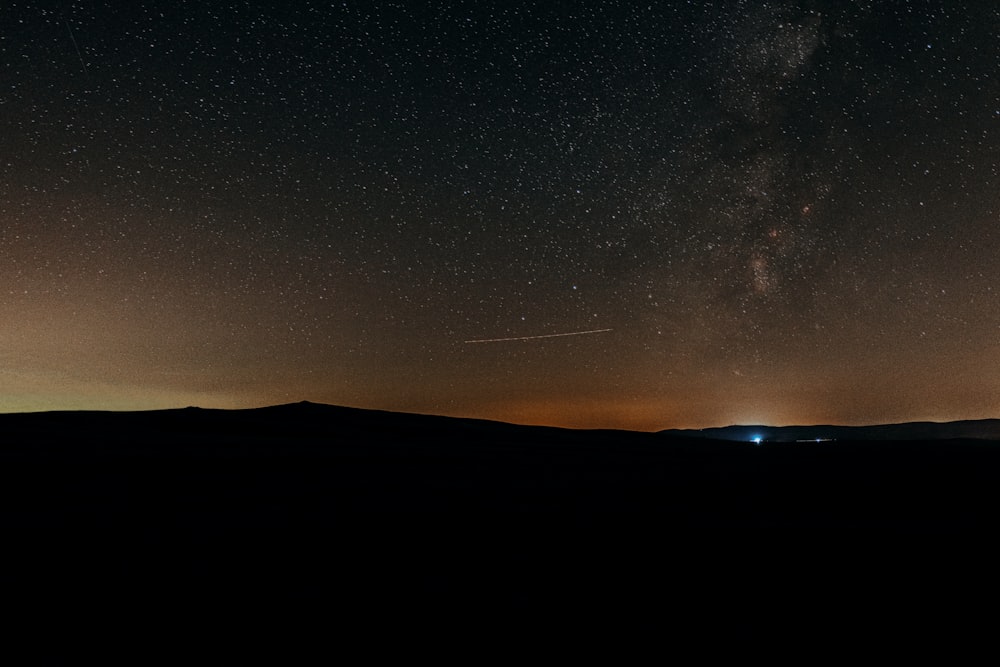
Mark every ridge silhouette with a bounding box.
[1,402,998,649]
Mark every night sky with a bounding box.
[3,1,999,430]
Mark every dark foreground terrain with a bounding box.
[3,402,999,657]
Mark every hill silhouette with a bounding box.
[3,401,999,654]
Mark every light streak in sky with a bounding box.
[64,19,89,78]
[464,328,612,344]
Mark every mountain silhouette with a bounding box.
[3,402,999,655]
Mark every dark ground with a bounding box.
[2,402,998,659]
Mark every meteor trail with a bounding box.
[464,328,612,344]
[64,19,89,78]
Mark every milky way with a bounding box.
[2,1,999,429]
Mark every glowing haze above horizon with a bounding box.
[3,1,999,431]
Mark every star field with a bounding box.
[2,1,999,429]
